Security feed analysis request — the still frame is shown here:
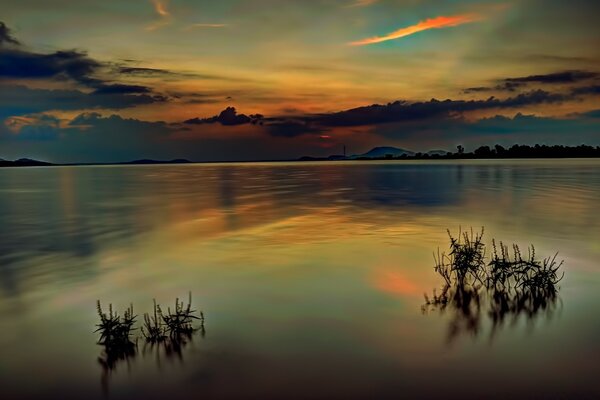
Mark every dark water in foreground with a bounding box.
[0,160,599,399]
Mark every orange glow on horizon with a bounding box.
[349,13,483,46]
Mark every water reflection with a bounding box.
[0,161,598,399]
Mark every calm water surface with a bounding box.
[0,160,599,399]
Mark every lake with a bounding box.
[0,160,599,399]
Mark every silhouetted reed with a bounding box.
[96,301,137,347]
[424,228,564,342]
[141,293,204,341]
[162,292,203,337]
[95,293,204,391]
[141,299,167,343]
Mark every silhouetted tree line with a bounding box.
[400,144,600,160]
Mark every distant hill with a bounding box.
[0,158,53,167]
[121,159,192,165]
[352,146,415,159]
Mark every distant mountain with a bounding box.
[0,158,53,167]
[122,159,192,165]
[352,146,415,159]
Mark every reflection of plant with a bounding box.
[424,228,564,342]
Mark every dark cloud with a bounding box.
[184,107,263,126]
[0,21,20,45]
[0,112,173,163]
[373,112,600,149]
[505,70,598,84]
[0,21,169,110]
[118,66,176,76]
[0,84,164,117]
[91,84,152,95]
[579,109,600,118]
[463,87,490,94]
[179,90,575,138]
[571,85,600,95]
[464,70,599,93]
[263,120,318,137]
[0,48,103,86]
[310,90,570,128]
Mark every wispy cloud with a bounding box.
[184,23,228,31]
[347,0,378,8]
[146,0,171,31]
[152,0,170,17]
[349,13,483,46]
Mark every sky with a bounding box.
[1,0,599,162]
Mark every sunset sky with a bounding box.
[1,0,599,162]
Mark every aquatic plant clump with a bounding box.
[141,293,204,342]
[424,228,565,341]
[96,301,137,347]
[141,299,167,342]
[161,293,203,337]
[97,293,204,346]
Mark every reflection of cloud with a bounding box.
[350,13,483,45]
[372,269,420,297]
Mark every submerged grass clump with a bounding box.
[96,301,137,347]
[424,228,564,342]
[141,293,204,342]
[96,293,204,370]
[96,294,204,393]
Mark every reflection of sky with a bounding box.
[0,160,599,398]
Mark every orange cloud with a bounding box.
[183,23,228,31]
[349,13,483,46]
[347,0,378,8]
[152,0,169,17]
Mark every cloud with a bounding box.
[152,0,170,17]
[118,66,177,76]
[346,0,378,8]
[4,114,61,140]
[0,21,170,113]
[372,112,600,149]
[505,70,598,84]
[0,47,103,87]
[571,85,600,95]
[263,120,318,137]
[463,70,600,94]
[184,107,263,126]
[146,0,172,31]
[91,84,152,94]
[349,13,483,46]
[1,112,173,163]
[0,84,164,118]
[0,21,20,45]
[310,90,571,127]
[184,23,227,30]
[179,89,577,138]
